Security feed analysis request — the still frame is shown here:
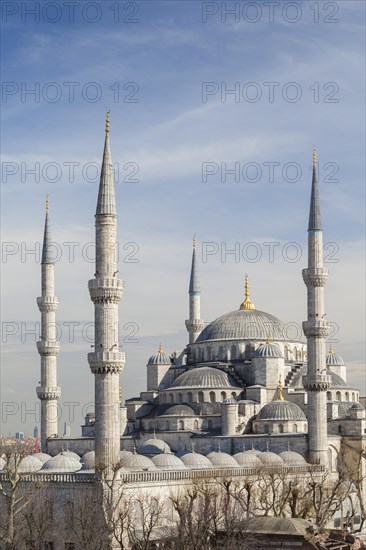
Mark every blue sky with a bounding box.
[1,0,365,435]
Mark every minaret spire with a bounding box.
[88,114,125,476]
[36,196,61,451]
[185,235,204,345]
[302,148,330,465]
[239,274,256,310]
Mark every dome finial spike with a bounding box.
[313,146,317,168]
[277,376,284,401]
[159,342,163,354]
[105,109,110,134]
[193,233,196,250]
[239,274,256,310]
[46,194,49,212]
[329,343,333,354]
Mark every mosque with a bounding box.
[1,115,365,547]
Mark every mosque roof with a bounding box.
[196,309,299,343]
[180,452,212,469]
[32,452,51,464]
[279,451,307,466]
[241,517,312,536]
[18,455,43,473]
[259,452,284,465]
[256,400,306,422]
[160,405,196,416]
[139,438,171,456]
[170,367,239,389]
[41,453,81,473]
[233,452,262,467]
[148,344,171,365]
[326,346,345,366]
[255,341,283,358]
[151,454,187,471]
[206,451,239,468]
[122,453,157,471]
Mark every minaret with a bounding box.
[302,149,331,465]
[185,235,204,344]
[88,113,125,474]
[36,196,61,452]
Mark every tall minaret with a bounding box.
[185,235,204,344]
[36,196,61,452]
[88,113,125,474]
[302,149,331,465]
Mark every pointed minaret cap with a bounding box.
[41,195,54,264]
[277,376,284,401]
[189,234,200,294]
[308,147,322,231]
[239,274,256,310]
[96,111,116,216]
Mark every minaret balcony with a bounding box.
[185,319,204,331]
[88,278,124,304]
[88,351,125,375]
[302,268,328,287]
[37,296,59,312]
[303,374,331,391]
[36,385,61,400]
[302,320,328,338]
[36,340,60,356]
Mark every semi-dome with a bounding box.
[196,309,297,343]
[291,366,346,389]
[180,452,212,469]
[206,451,239,468]
[32,452,51,464]
[256,400,306,422]
[41,453,81,473]
[139,438,171,456]
[81,451,95,470]
[350,402,364,410]
[148,344,171,365]
[255,341,283,358]
[170,367,239,389]
[160,405,195,416]
[17,455,43,473]
[233,452,262,467]
[122,453,157,471]
[279,451,307,466]
[259,452,284,466]
[151,454,187,471]
[62,451,81,461]
[326,346,345,366]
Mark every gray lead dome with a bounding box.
[196,309,297,343]
[170,367,239,389]
[256,400,306,421]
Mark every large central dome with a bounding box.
[196,309,296,343]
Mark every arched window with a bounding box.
[221,391,227,402]
[209,391,216,403]
[352,392,356,402]
[336,391,341,401]
[198,391,204,403]
[194,420,199,430]
[293,424,298,433]
[207,420,213,430]
[231,345,237,360]
[170,394,174,404]
[231,392,237,399]
[345,391,349,401]
[187,392,193,403]
[327,391,332,401]
[264,424,269,434]
[218,346,224,359]
[165,420,170,431]
[278,424,284,434]
[178,420,184,431]
[178,393,183,404]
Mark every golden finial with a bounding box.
[239,274,256,310]
[277,376,284,401]
[105,109,110,134]
[329,344,333,354]
[159,343,163,354]
[46,195,49,212]
[193,234,196,250]
[313,147,317,167]
[266,336,270,344]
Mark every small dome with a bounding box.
[139,438,171,457]
[350,402,364,410]
[148,344,171,365]
[41,453,81,473]
[171,367,239,389]
[17,455,43,473]
[279,451,307,466]
[222,398,237,405]
[206,451,239,468]
[255,342,283,358]
[81,451,95,470]
[151,454,187,471]
[160,405,195,417]
[62,451,81,461]
[326,347,345,366]
[257,400,306,422]
[233,452,262,467]
[181,452,212,469]
[122,453,157,471]
[259,452,284,466]
[32,452,51,464]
